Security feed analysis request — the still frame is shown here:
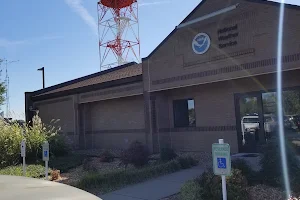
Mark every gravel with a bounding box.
[161,193,180,200]
[161,185,287,200]
[248,185,286,200]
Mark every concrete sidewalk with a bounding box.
[99,165,204,200]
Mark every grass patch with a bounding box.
[77,156,198,193]
[0,164,50,178]
[49,155,84,173]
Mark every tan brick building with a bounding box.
[25,0,300,153]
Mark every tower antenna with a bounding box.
[4,59,19,118]
[97,0,140,71]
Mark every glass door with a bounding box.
[235,92,265,153]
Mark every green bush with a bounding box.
[160,148,177,161]
[99,150,114,163]
[178,156,198,169]
[48,134,69,157]
[121,141,149,168]
[180,169,249,200]
[260,140,300,193]
[232,158,259,185]
[180,180,202,200]
[0,164,50,178]
[0,114,69,168]
[0,121,23,167]
[77,156,198,193]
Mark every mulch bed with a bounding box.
[161,185,286,200]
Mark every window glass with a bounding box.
[188,100,196,126]
[173,99,195,127]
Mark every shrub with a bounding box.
[180,169,249,200]
[232,158,259,185]
[77,156,198,193]
[260,140,300,193]
[99,150,114,163]
[160,148,177,161]
[180,180,202,200]
[48,134,69,157]
[0,114,69,168]
[0,121,23,167]
[121,141,149,168]
[178,156,198,169]
[82,157,97,172]
[0,164,50,178]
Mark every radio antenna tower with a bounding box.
[97,0,140,71]
[4,59,19,118]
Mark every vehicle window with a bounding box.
[173,99,196,127]
[243,118,259,123]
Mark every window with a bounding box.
[173,99,196,127]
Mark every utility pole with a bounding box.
[38,67,45,89]
[4,59,19,118]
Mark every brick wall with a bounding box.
[152,69,300,153]
[143,0,300,92]
[79,95,146,149]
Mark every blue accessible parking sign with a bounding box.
[217,158,226,169]
[212,143,231,176]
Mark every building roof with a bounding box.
[32,62,142,99]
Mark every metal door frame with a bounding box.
[234,91,265,153]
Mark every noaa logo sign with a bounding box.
[192,33,211,54]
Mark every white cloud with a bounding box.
[139,0,171,7]
[0,36,62,48]
[64,0,98,36]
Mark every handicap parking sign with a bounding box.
[44,151,48,157]
[212,143,231,176]
[217,158,226,169]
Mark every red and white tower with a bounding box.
[97,0,140,70]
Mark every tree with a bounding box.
[240,97,258,117]
[0,59,6,106]
[283,90,300,115]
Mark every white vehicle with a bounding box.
[241,115,277,144]
[241,116,260,133]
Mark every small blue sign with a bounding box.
[192,33,211,55]
[44,151,48,157]
[217,158,226,169]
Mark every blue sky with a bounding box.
[0,0,299,119]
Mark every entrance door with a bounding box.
[235,93,266,153]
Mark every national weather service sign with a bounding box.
[192,33,211,54]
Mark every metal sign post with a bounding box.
[20,139,26,176]
[42,141,49,180]
[212,139,231,200]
